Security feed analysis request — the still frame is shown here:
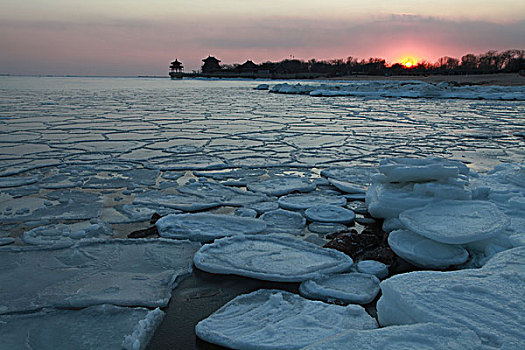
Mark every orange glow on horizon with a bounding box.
[400,57,418,68]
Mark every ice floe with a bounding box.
[194,235,354,282]
[0,239,200,314]
[0,305,164,350]
[308,222,347,235]
[305,205,355,224]
[178,180,267,206]
[22,220,113,246]
[355,260,389,279]
[260,209,306,234]
[247,176,316,196]
[299,272,380,304]
[388,229,469,269]
[304,323,481,350]
[134,190,220,212]
[377,246,525,349]
[195,289,377,350]
[156,213,267,242]
[269,81,525,101]
[0,176,38,188]
[399,200,510,244]
[278,193,346,210]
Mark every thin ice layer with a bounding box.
[0,304,164,350]
[156,213,267,242]
[278,193,346,210]
[304,205,355,223]
[376,247,525,349]
[0,239,200,314]
[196,289,377,350]
[194,235,353,282]
[388,229,469,269]
[303,323,481,350]
[247,176,316,196]
[299,273,380,304]
[399,200,510,244]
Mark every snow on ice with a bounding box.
[194,235,354,282]
[196,289,377,350]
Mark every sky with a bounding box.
[1,0,524,76]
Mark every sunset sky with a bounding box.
[1,0,524,76]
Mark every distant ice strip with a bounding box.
[269,81,525,100]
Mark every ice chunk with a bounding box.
[194,235,353,282]
[278,193,346,210]
[0,239,200,314]
[304,323,481,350]
[255,83,269,90]
[22,220,113,246]
[0,305,164,350]
[378,157,468,183]
[299,272,380,304]
[328,178,367,194]
[399,200,510,244]
[260,209,306,234]
[235,207,257,218]
[308,222,347,235]
[178,180,267,206]
[194,168,266,186]
[156,213,267,242]
[305,205,355,224]
[388,229,469,269]
[321,166,377,186]
[0,176,38,188]
[356,260,389,279]
[247,201,279,214]
[195,289,377,350]
[376,247,525,349]
[247,176,316,196]
[0,237,14,246]
[134,190,220,212]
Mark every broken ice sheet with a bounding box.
[22,220,113,246]
[196,289,377,350]
[0,239,200,314]
[0,305,164,350]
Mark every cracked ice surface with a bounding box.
[0,239,200,314]
[1,78,524,237]
[0,305,164,350]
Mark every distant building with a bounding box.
[201,56,222,73]
[169,59,183,79]
[236,60,259,73]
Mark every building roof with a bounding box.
[202,56,221,63]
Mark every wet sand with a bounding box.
[327,73,525,86]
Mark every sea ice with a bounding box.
[304,323,481,350]
[376,247,525,349]
[0,237,14,246]
[247,201,279,214]
[0,239,200,314]
[0,176,38,188]
[378,157,469,183]
[178,180,267,206]
[260,209,306,234]
[305,205,355,224]
[355,260,389,279]
[22,220,113,246]
[0,304,164,350]
[299,272,380,304]
[156,213,267,242]
[255,84,269,90]
[193,168,266,186]
[247,176,316,196]
[277,193,346,210]
[134,190,220,212]
[388,229,469,269]
[194,235,354,282]
[308,222,347,235]
[399,200,510,244]
[195,289,377,350]
[328,178,367,194]
[235,207,258,218]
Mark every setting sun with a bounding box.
[400,57,418,68]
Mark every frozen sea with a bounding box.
[1,76,524,349]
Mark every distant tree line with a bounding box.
[213,49,525,77]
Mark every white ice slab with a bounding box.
[247,176,316,196]
[260,209,306,234]
[0,304,164,350]
[278,193,346,210]
[22,220,113,246]
[247,201,279,214]
[134,190,220,212]
[156,213,267,242]
[0,239,200,314]
[299,272,380,304]
[195,289,377,350]
[356,260,389,279]
[376,247,525,349]
[328,178,367,194]
[304,323,481,350]
[305,205,355,223]
[194,235,354,282]
[399,200,510,244]
[178,180,267,206]
[308,222,347,235]
[388,229,469,269]
[378,157,468,183]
